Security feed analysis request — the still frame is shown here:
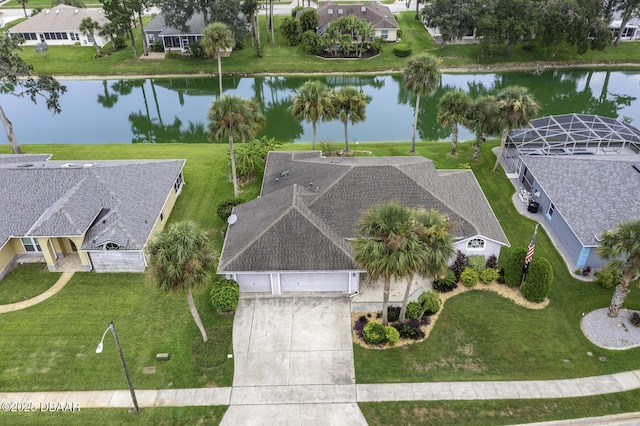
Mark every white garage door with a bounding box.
[236,273,271,293]
[280,273,350,293]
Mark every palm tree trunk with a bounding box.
[449,122,458,156]
[472,133,482,160]
[492,127,509,172]
[410,95,420,154]
[312,121,317,151]
[608,279,630,318]
[382,279,390,325]
[270,0,275,47]
[229,131,239,197]
[217,55,223,96]
[343,120,349,153]
[187,289,208,341]
[414,0,420,20]
[399,275,414,323]
[0,104,22,154]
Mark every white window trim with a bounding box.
[21,237,42,253]
[466,237,486,251]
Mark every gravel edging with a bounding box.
[581,308,640,350]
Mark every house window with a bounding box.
[467,238,485,250]
[105,242,120,251]
[174,172,184,193]
[547,202,555,218]
[147,34,154,44]
[21,33,38,41]
[381,30,389,40]
[70,33,79,41]
[87,34,95,43]
[21,237,42,252]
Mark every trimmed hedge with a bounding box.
[467,255,486,273]
[504,247,527,287]
[522,256,553,303]
[384,325,400,345]
[393,43,412,57]
[363,321,385,344]
[406,301,423,320]
[460,267,479,287]
[480,267,499,284]
[210,279,240,312]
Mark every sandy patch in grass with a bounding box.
[353,282,549,349]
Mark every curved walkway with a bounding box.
[0,272,74,314]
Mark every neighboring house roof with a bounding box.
[145,13,206,36]
[522,155,640,246]
[0,156,185,251]
[316,2,399,32]
[219,152,509,273]
[9,5,108,33]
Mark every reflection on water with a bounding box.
[1,70,638,144]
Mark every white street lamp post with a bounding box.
[96,321,140,415]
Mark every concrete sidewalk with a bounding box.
[3,369,640,407]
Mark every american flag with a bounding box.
[524,224,539,267]
[520,224,539,290]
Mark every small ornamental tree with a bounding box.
[450,250,468,281]
[504,247,527,287]
[521,256,553,303]
[210,278,240,312]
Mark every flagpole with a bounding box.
[520,223,539,291]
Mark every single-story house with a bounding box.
[8,5,109,47]
[519,155,640,270]
[144,13,206,53]
[0,154,185,279]
[316,2,400,41]
[610,19,639,40]
[218,152,509,295]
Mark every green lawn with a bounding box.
[15,12,640,76]
[0,263,60,304]
[3,406,227,425]
[359,389,640,425]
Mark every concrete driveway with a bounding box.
[222,295,367,425]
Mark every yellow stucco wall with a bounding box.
[0,243,16,276]
[148,186,179,243]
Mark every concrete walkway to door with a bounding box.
[221,294,367,425]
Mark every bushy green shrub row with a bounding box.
[504,247,527,287]
[522,257,553,302]
[393,43,412,57]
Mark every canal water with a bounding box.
[1,70,638,144]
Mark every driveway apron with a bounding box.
[221,295,367,425]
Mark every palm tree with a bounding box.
[17,0,29,19]
[437,89,472,157]
[466,95,500,160]
[352,203,425,326]
[403,54,441,154]
[201,22,235,96]
[492,86,540,172]
[598,219,640,318]
[399,209,454,322]
[290,81,336,150]
[208,95,265,197]
[146,221,218,342]
[332,86,369,153]
[79,17,102,56]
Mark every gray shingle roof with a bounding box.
[219,152,509,273]
[9,5,108,33]
[145,12,207,36]
[316,2,399,31]
[522,156,640,246]
[0,158,185,251]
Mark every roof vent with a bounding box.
[17,163,34,168]
[338,8,343,14]
[82,163,95,168]
[633,163,640,173]
[328,8,333,14]
[55,9,59,14]
[227,214,238,225]
[75,9,79,13]
[61,163,75,168]
[361,6,366,12]
[45,9,50,13]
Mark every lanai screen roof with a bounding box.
[508,113,640,149]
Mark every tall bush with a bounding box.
[467,255,486,273]
[522,257,553,303]
[210,279,240,312]
[504,247,527,287]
